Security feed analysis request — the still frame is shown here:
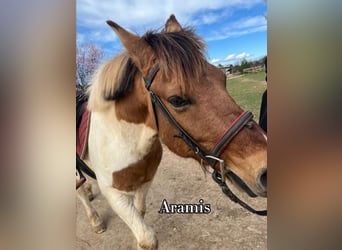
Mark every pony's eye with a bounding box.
[168,96,191,108]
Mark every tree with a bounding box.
[76,43,104,86]
[239,59,251,73]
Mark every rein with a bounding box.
[144,65,267,216]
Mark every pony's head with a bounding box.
[90,15,267,198]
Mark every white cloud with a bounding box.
[235,52,250,59]
[210,52,251,65]
[234,15,266,29]
[206,15,267,41]
[211,58,221,64]
[193,12,226,25]
[224,54,237,61]
[77,0,264,31]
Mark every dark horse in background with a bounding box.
[259,56,267,133]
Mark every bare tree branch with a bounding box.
[76,43,104,86]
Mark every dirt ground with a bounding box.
[76,145,267,250]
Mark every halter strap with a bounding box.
[207,111,254,167]
[143,65,267,216]
[144,65,160,90]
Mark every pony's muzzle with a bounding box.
[257,168,267,195]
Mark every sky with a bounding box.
[76,0,267,66]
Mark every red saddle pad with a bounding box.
[76,106,90,159]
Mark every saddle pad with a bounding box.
[76,104,90,159]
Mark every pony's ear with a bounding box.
[106,20,154,74]
[163,14,182,32]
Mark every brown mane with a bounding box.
[143,27,207,91]
[88,27,207,111]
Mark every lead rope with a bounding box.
[212,171,267,216]
[205,155,267,216]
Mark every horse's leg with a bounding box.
[134,181,152,218]
[77,185,106,233]
[83,182,94,201]
[99,184,157,250]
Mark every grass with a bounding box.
[226,71,267,122]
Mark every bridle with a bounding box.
[144,65,267,216]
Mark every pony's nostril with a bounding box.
[257,169,267,191]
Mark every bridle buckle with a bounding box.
[204,155,228,184]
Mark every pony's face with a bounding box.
[107,15,267,198]
[151,62,267,198]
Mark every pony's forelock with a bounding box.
[144,27,207,92]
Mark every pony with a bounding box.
[76,15,267,250]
